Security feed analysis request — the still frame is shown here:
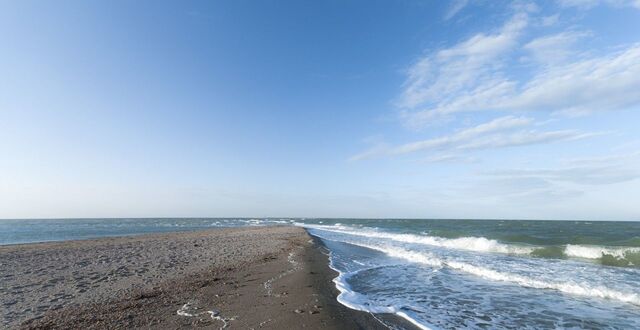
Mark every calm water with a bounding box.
[0,218,291,245]
[2,218,640,329]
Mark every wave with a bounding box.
[565,245,640,267]
[299,223,535,255]
[300,223,640,267]
[326,252,438,330]
[321,237,640,307]
[565,244,640,259]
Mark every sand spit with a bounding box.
[1,226,408,329]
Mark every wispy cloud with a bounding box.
[523,31,590,64]
[421,154,479,164]
[400,12,528,115]
[401,26,640,124]
[508,44,640,116]
[470,155,640,205]
[485,165,640,185]
[557,0,640,10]
[468,175,585,204]
[350,116,598,161]
[444,0,470,20]
[561,150,640,166]
[539,14,560,26]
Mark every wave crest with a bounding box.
[300,224,535,255]
[330,240,640,307]
[565,244,640,267]
[300,223,640,267]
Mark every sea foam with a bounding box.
[301,223,640,267]
[565,244,640,259]
[367,244,640,306]
[301,223,534,255]
[311,229,640,307]
[325,250,439,330]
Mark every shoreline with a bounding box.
[1,226,415,329]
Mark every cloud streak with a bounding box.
[485,166,640,185]
[557,0,640,10]
[400,13,528,114]
[400,10,640,126]
[350,116,598,161]
[469,151,640,206]
[444,0,470,20]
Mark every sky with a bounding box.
[1,0,639,220]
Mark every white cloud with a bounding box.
[539,14,560,26]
[421,154,479,164]
[506,44,640,115]
[444,0,469,20]
[400,12,528,114]
[402,35,640,123]
[485,165,640,185]
[557,0,601,8]
[350,116,597,160]
[523,31,589,64]
[561,150,640,166]
[557,0,640,9]
[471,158,640,207]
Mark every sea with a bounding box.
[2,218,639,329]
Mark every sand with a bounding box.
[1,226,413,329]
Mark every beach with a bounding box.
[1,226,405,329]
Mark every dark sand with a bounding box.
[1,226,415,329]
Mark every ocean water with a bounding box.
[0,218,291,245]
[2,218,640,329]
[299,219,640,329]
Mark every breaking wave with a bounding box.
[327,239,640,307]
[299,223,640,267]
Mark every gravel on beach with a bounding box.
[1,226,404,329]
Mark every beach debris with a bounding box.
[177,302,235,329]
[258,318,272,327]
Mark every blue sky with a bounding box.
[1,0,639,220]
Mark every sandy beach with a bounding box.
[1,226,410,329]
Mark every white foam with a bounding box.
[344,242,640,307]
[326,252,439,330]
[565,244,640,260]
[302,224,534,255]
[304,223,640,266]
[177,302,233,329]
[444,261,640,306]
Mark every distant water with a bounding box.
[0,218,291,245]
[2,218,640,329]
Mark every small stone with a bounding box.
[294,309,304,314]
[309,310,319,314]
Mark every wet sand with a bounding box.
[1,226,413,329]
